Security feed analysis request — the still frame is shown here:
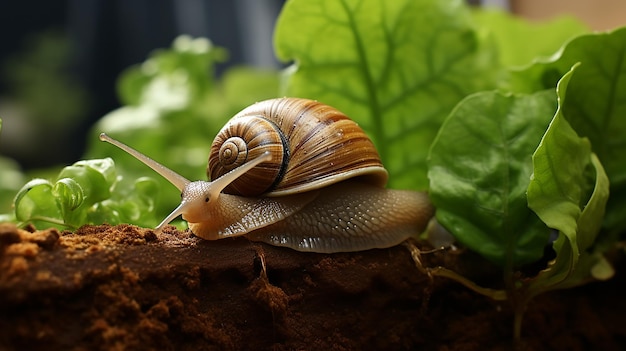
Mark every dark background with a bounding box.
[0,0,284,169]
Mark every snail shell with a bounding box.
[208,98,388,196]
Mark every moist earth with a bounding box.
[0,223,624,350]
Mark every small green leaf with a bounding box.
[10,157,164,229]
[57,158,116,206]
[53,177,85,225]
[428,90,556,267]
[73,158,117,186]
[275,0,499,190]
[14,178,64,227]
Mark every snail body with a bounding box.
[100,98,434,253]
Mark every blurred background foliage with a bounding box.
[0,0,624,215]
[0,1,285,214]
[85,36,280,218]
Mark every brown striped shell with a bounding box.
[208,98,388,197]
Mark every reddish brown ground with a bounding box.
[0,222,624,350]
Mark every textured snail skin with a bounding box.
[254,183,434,252]
[187,181,434,253]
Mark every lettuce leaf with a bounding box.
[511,28,626,231]
[527,64,611,295]
[428,90,556,267]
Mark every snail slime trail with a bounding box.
[100,98,435,252]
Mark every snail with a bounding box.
[99,97,435,253]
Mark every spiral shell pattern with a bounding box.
[209,116,287,196]
[208,98,388,196]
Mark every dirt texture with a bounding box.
[0,222,624,351]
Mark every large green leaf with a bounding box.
[527,66,589,265]
[428,90,556,267]
[511,27,626,230]
[275,0,498,190]
[527,65,611,295]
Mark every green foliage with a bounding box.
[275,0,499,190]
[13,159,160,230]
[86,36,280,218]
[527,65,611,295]
[428,90,556,267]
[3,31,89,129]
[512,28,626,232]
[421,5,622,276]
[427,20,621,275]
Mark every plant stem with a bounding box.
[403,241,508,301]
[429,266,508,300]
[18,216,75,230]
[513,302,525,346]
[502,260,529,347]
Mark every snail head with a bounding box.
[99,133,271,233]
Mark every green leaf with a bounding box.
[57,158,116,206]
[14,178,64,227]
[510,27,626,231]
[471,9,588,68]
[428,90,556,267]
[53,177,85,224]
[85,176,160,228]
[527,65,611,295]
[527,66,589,265]
[275,0,499,190]
[530,154,610,293]
[11,158,163,229]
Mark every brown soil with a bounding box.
[0,222,624,351]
